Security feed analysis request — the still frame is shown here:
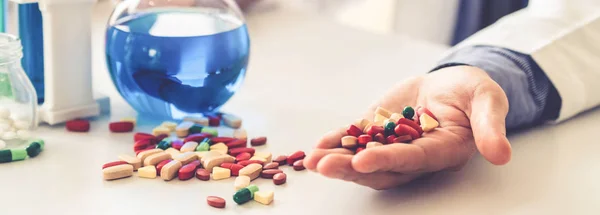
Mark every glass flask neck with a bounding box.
[0,33,23,66]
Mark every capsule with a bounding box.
[26,142,42,158]
[156,139,172,150]
[196,141,210,152]
[202,127,218,137]
[402,106,415,119]
[233,185,259,205]
[384,121,396,136]
[188,124,203,135]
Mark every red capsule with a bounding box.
[373,133,387,144]
[155,134,169,142]
[250,137,267,146]
[394,135,412,143]
[220,163,234,169]
[133,138,155,151]
[171,140,184,150]
[287,151,305,166]
[229,164,244,176]
[184,133,212,143]
[109,121,134,133]
[394,124,420,140]
[102,161,128,169]
[208,115,220,126]
[366,126,384,136]
[210,137,237,143]
[196,168,211,181]
[225,139,246,149]
[228,147,255,156]
[66,119,90,132]
[386,135,397,144]
[235,152,252,162]
[346,125,363,137]
[263,162,279,170]
[273,155,288,166]
[397,118,424,135]
[178,163,197,180]
[135,147,155,155]
[357,135,372,146]
[189,160,201,168]
[134,132,155,142]
[237,160,264,166]
[156,159,173,176]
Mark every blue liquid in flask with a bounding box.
[106,9,250,119]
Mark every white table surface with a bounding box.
[2,2,600,215]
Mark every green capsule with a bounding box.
[201,127,218,136]
[402,106,415,119]
[26,142,42,158]
[0,150,12,163]
[246,185,259,197]
[30,139,45,150]
[156,139,172,150]
[10,149,27,161]
[384,121,396,136]
[188,125,203,135]
[233,188,253,205]
[196,141,210,152]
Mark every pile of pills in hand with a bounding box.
[100,113,306,209]
[341,106,439,153]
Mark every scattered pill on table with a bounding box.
[260,169,283,179]
[102,161,129,169]
[160,160,182,181]
[273,173,286,185]
[263,162,279,170]
[346,125,363,137]
[253,191,274,205]
[152,126,170,137]
[235,152,251,162]
[366,125,384,136]
[196,141,210,152]
[143,152,171,166]
[239,163,262,181]
[250,136,267,146]
[179,163,198,180]
[229,147,255,157]
[109,121,134,133]
[103,164,134,181]
[286,151,305,166]
[273,155,287,166]
[233,129,247,140]
[164,148,182,159]
[180,141,199,153]
[253,151,272,163]
[138,166,157,179]
[212,167,231,180]
[233,187,254,205]
[207,196,226,208]
[226,164,244,176]
[155,159,172,176]
[222,114,242,129]
[293,159,305,171]
[196,168,211,181]
[202,127,219,136]
[118,154,142,170]
[175,152,199,165]
[235,176,251,190]
[226,139,246,149]
[66,119,90,132]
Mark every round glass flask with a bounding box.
[106,0,250,120]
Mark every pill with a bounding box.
[136,149,163,163]
[134,132,155,142]
[174,152,198,165]
[260,169,283,179]
[226,139,246,149]
[17,130,31,140]
[196,168,211,181]
[340,136,357,149]
[207,115,220,126]
[293,159,305,171]
[375,106,393,118]
[222,114,242,129]
[189,160,202,168]
[156,139,172,150]
[2,131,16,140]
[394,124,420,140]
[249,156,267,163]
[180,141,199,153]
[386,135,396,144]
[0,107,9,119]
[220,163,234,169]
[0,140,5,150]
[155,159,173,175]
[188,124,204,135]
[197,150,223,161]
[263,162,279,170]
[183,116,209,126]
[253,191,274,205]
[236,152,252,162]
[138,165,157,179]
[229,147,255,157]
[66,119,90,132]
[353,118,371,131]
[164,148,182,159]
[389,113,403,122]
[366,142,383,148]
[420,113,439,132]
[212,167,231,180]
[210,148,228,155]
[152,126,170,136]
[207,196,226,209]
[102,161,129,169]
[201,127,218,137]
[175,121,194,137]
[397,118,424,135]
[235,176,251,190]
[119,154,142,170]
[202,154,235,172]
[250,136,267,146]
[233,187,253,205]
[120,117,137,126]
[287,151,305,166]
[229,164,244,176]
[109,121,134,133]
[233,129,247,140]
[143,152,171,166]
[103,164,134,180]
[133,138,155,152]
[374,113,388,123]
[253,151,272,163]
[30,139,45,150]
[160,160,182,181]
[273,173,286,185]
[196,141,210,152]
[237,160,264,166]
[210,137,236,143]
[239,163,263,180]
[417,106,438,121]
[210,142,228,151]
[184,133,212,143]
[171,140,184,150]
[346,125,363,137]
[394,135,412,143]
[384,121,396,136]
[373,133,386,144]
[366,125,384,136]
[161,121,177,132]
[155,134,169,142]
[273,155,288,166]
[402,106,415,119]
[357,134,372,146]
[0,150,11,163]
[178,163,198,180]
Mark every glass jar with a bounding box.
[0,33,38,150]
[106,0,250,120]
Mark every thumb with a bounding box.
[469,82,512,165]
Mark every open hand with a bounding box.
[304,66,512,190]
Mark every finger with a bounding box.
[304,148,354,171]
[351,143,426,174]
[316,154,419,190]
[469,82,512,165]
[316,127,347,149]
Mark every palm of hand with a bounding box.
[304,66,511,190]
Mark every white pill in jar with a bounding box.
[13,121,30,130]
[0,107,10,119]
[17,130,31,140]
[0,140,5,149]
